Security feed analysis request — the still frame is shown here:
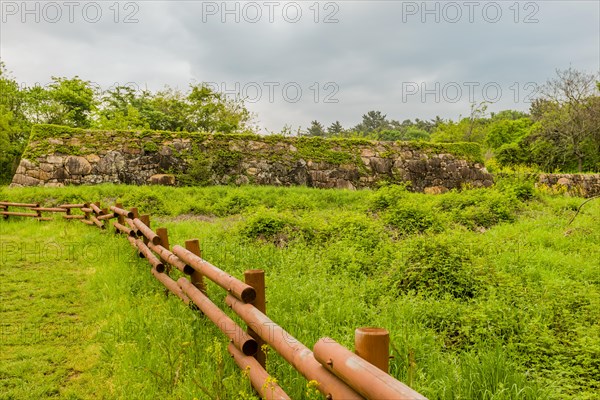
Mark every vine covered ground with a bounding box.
[1,181,598,399]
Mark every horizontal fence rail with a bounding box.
[1,199,427,400]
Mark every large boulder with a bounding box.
[96,151,126,174]
[11,173,40,186]
[65,156,92,175]
[148,174,176,186]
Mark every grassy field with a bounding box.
[0,182,598,399]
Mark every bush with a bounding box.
[310,212,392,277]
[496,142,528,167]
[178,153,212,186]
[392,237,481,299]
[119,188,171,215]
[239,210,311,246]
[437,189,518,230]
[324,213,385,248]
[370,184,410,211]
[384,204,444,235]
[213,192,257,216]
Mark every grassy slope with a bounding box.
[0,184,598,399]
[0,220,104,399]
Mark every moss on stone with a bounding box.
[143,141,159,152]
[21,124,485,175]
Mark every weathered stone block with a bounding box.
[53,167,69,180]
[370,158,392,174]
[47,155,65,164]
[12,173,40,186]
[148,174,176,186]
[39,163,55,173]
[557,177,572,187]
[65,156,92,175]
[85,154,100,163]
[96,151,125,174]
[424,186,448,195]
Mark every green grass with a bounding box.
[0,220,104,399]
[1,183,598,399]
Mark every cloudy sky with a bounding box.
[1,0,598,133]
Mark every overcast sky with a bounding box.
[1,0,598,133]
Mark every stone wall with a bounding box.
[538,174,600,198]
[11,125,493,192]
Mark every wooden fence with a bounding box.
[1,200,426,400]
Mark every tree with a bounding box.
[327,121,344,136]
[306,120,326,137]
[490,110,529,121]
[376,127,430,142]
[430,102,489,144]
[485,117,533,150]
[22,76,96,128]
[94,83,255,133]
[528,68,600,172]
[48,77,96,127]
[186,84,253,133]
[94,85,149,130]
[0,62,30,183]
[353,111,390,135]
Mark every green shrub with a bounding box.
[320,213,392,277]
[322,240,393,278]
[505,181,535,201]
[370,184,410,211]
[274,194,316,211]
[239,211,303,246]
[438,189,518,230]
[178,153,212,186]
[213,192,257,216]
[119,189,171,215]
[325,213,385,248]
[496,142,529,167]
[384,204,444,235]
[142,141,159,152]
[392,237,481,299]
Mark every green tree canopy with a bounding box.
[306,120,326,137]
[526,68,600,172]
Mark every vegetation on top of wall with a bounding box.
[403,141,484,163]
[28,124,83,140]
[21,124,485,165]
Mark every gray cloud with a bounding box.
[1,0,598,132]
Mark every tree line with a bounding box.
[304,68,599,173]
[1,63,598,184]
[0,61,256,182]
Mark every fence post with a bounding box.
[185,239,206,294]
[140,214,151,245]
[156,227,171,272]
[354,327,390,373]
[115,203,124,224]
[130,207,139,219]
[244,269,267,368]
